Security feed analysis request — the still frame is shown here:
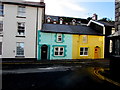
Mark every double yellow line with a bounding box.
[94,68,120,87]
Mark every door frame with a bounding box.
[94,46,100,59]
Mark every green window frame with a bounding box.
[55,33,64,43]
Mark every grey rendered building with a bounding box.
[0,0,45,59]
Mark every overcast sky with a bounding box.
[24,0,115,20]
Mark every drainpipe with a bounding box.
[103,26,105,58]
[36,7,39,59]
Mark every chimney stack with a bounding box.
[92,13,98,21]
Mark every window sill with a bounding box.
[0,34,3,37]
[15,56,25,58]
[56,42,63,43]
[0,15,4,17]
[54,55,65,57]
[80,55,88,56]
[16,16,26,18]
[16,35,25,38]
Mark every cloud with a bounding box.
[25,0,114,19]
[44,0,87,18]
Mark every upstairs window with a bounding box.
[17,22,25,36]
[0,21,3,34]
[0,4,3,16]
[17,6,26,17]
[82,35,88,43]
[57,34,62,42]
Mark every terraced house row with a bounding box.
[38,23,105,60]
[0,0,114,60]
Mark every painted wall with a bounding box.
[38,31,104,60]
[38,31,72,60]
[72,35,104,59]
[2,4,43,58]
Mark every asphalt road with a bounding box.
[2,65,120,90]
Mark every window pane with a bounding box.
[55,47,58,51]
[58,38,62,41]
[60,52,63,55]
[17,22,25,36]
[0,21,3,32]
[18,6,26,17]
[85,48,88,51]
[0,42,2,55]
[60,48,63,51]
[80,52,83,55]
[80,48,83,51]
[57,34,62,42]
[55,52,58,55]
[84,52,88,55]
[0,4,3,16]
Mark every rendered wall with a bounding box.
[38,31,72,60]
[72,35,104,59]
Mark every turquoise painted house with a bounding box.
[37,24,72,60]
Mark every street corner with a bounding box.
[93,67,120,88]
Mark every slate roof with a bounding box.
[97,21,115,27]
[2,0,45,7]
[41,24,103,35]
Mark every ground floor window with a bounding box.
[16,42,24,56]
[80,47,88,56]
[54,47,64,56]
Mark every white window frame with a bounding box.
[54,47,64,56]
[57,34,62,42]
[17,22,25,36]
[16,42,24,56]
[80,47,88,56]
[17,6,26,17]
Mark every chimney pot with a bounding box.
[40,0,44,3]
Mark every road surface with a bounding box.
[2,65,120,90]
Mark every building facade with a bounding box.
[38,31,72,60]
[37,22,105,60]
[109,0,120,81]
[111,0,120,56]
[72,35,104,59]
[0,0,45,59]
[88,20,114,58]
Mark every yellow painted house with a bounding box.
[72,35,105,59]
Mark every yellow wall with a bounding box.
[72,35,105,59]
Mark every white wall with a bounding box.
[2,4,43,58]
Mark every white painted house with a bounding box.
[0,0,45,59]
